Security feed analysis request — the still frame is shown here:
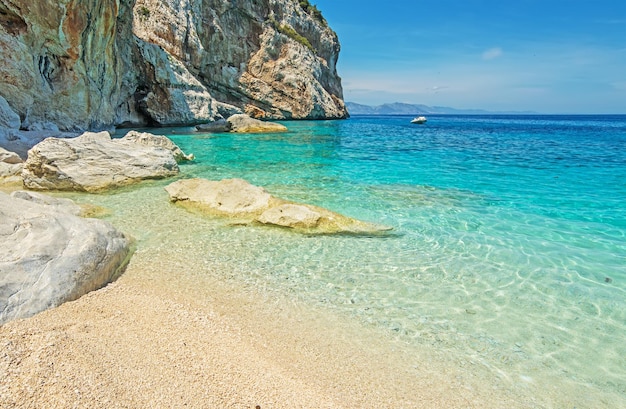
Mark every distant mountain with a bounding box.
[346,102,535,115]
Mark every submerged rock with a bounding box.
[22,131,189,192]
[165,178,392,235]
[226,114,288,133]
[0,191,132,325]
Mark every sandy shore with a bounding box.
[1,180,612,408]
[0,238,539,409]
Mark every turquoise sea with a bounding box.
[98,114,625,406]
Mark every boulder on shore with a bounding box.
[226,114,288,133]
[165,178,392,235]
[22,131,191,192]
[0,191,132,325]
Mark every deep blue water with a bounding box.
[111,114,626,404]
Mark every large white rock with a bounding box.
[0,191,132,325]
[22,131,186,192]
[165,178,392,235]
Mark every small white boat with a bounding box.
[411,116,427,124]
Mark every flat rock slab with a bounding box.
[165,178,392,235]
[0,191,132,325]
[22,131,191,192]
[226,114,288,133]
[165,177,272,215]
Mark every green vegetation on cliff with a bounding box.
[269,17,315,53]
[297,1,326,25]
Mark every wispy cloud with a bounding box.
[482,47,503,60]
[427,85,449,93]
[339,40,626,113]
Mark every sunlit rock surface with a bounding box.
[0,191,131,325]
[165,178,392,235]
[22,131,186,192]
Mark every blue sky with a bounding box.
[313,0,626,113]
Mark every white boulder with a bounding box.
[0,191,132,325]
[22,131,188,192]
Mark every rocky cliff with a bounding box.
[0,0,347,132]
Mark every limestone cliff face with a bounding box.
[132,0,346,120]
[0,0,347,132]
[0,0,136,131]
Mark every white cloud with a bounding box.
[482,47,503,60]
[428,85,449,93]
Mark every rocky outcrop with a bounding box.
[226,114,288,133]
[0,0,346,135]
[0,191,131,325]
[22,131,188,192]
[131,38,240,126]
[195,114,288,133]
[165,178,392,235]
[132,0,347,121]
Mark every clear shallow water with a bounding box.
[103,115,626,405]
